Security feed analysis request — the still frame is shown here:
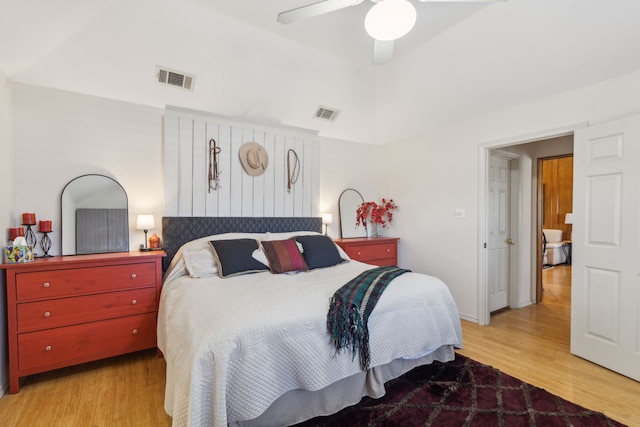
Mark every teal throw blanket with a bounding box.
[327,266,411,370]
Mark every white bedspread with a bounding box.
[158,258,462,427]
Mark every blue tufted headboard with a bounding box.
[161,216,322,271]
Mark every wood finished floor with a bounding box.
[1,265,638,426]
[458,265,640,426]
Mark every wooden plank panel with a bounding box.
[293,138,305,216]
[542,158,557,228]
[205,122,220,216]
[192,120,207,216]
[274,135,286,217]
[217,123,232,216]
[229,126,243,216]
[263,132,276,217]
[177,118,194,216]
[163,110,320,220]
[252,130,265,217]
[302,139,313,217]
[557,156,573,240]
[311,140,321,216]
[241,128,254,216]
[284,136,295,216]
[163,114,180,216]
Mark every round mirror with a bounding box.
[61,174,129,255]
[339,188,366,238]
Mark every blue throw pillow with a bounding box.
[294,235,345,270]
[209,238,268,277]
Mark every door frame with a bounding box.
[478,124,581,325]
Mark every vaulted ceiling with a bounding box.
[1,0,639,144]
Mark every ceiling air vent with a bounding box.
[156,66,195,91]
[314,106,340,121]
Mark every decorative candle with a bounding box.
[39,220,53,233]
[9,227,24,240]
[22,213,36,225]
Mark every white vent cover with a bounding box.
[156,66,195,91]
[314,106,340,121]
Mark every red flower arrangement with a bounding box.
[356,198,398,229]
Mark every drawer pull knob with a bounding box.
[44,311,51,318]
[132,329,139,335]
[43,282,50,288]
[131,299,138,305]
[357,252,361,256]
[386,249,390,253]
[131,273,137,279]
[45,345,52,352]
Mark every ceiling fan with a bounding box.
[277,0,507,65]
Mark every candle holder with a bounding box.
[39,232,53,257]
[23,225,37,248]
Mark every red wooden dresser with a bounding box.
[335,237,399,266]
[1,251,164,393]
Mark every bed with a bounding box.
[158,217,463,427]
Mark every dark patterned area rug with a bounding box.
[295,354,625,427]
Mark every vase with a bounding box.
[367,222,385,238]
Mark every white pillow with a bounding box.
[183,246,218,278]
[252,248,270,267]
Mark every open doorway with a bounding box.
[537,155,573,303]
[483,134,574,326]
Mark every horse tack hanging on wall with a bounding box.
[208,138,221,192]
[287,149,300,193]
[239,141,269,177]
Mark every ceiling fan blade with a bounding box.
[277,0,365,24]
[372,40,394,65]
[417,0,507,2]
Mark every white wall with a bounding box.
[11,83,165,254]
[379,69,640,322]
[0,71,13,396]
[319,136,380,239]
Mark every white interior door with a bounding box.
[571,114,640,381]
[488,154,510,312]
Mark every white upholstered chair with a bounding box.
[542,228,566,265]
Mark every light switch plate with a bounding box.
[455,208,466,219]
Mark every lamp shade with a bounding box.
[136,214,155,231]
[565,213,573,225]
[322,213,333,225]
[365,0,417,41]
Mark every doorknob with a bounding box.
[506,239,515,245]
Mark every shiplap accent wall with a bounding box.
[163,109,320,217]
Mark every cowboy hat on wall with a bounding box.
[239,141,269,177]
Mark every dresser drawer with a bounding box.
[17,288,157,333]
[345,242,397,262]
[18,313,157,372]
[15,263,156,301]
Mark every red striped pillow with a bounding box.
[261,238,308,274]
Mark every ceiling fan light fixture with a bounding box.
[364,0,417,41]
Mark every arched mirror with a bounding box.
[61,174,129,255]
[339,188,366,238]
